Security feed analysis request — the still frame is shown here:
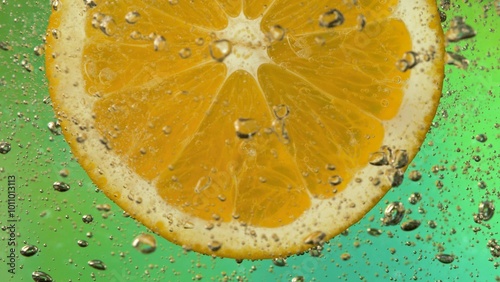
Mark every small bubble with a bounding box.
[272,257,286,267]
[179,48,192,59]
[367,228,382,236]
[195,37,205,45]
[272,104,290,120]
[32,271,53,282]
[153,35,167,51]
[77,240,89,247]
[478,201,495,221]
[125,11,140,24]
[304,231,326,245]
[208,240,222,252]
[319,9,344,28]
[340,253,351,261]
[88,259,107,270]
[435,254,454,264]
[51,0,60,11]
[234,118,259,139]
[0,142,11,154]
[209,39,232,62]
[475,134,487,142]
[357,14,366,31]
[34,45,45,56]
[408,170,422,181]
[132,233,157,254]
[382,202,405,226]
[53,181,70,192]
[268,25,286,41]
[400,220,421,231]
[83,0,97,8]
[82,214,94,223]
[408,192,422,204]
[328,175,342,186]
[20,245,39,257]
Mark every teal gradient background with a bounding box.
[1,1,499,281]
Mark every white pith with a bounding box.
[215,12,272,79]
[47,0,444,259]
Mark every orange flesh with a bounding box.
[83,0,411,227]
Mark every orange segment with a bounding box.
[46,0,445,259]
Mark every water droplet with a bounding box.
[304,231,326,245]
[51,0,60,11]
[82,214,93,223]
[272,104,290,120]
[32,271,53,282]
[268,25,286,41]
[153,35,167,51]
[0,142,11,154]
[77,240,89,247]
[208,240,222,252]
[20,245,38,257]
[125,11,140,24]
[435,253,454,264]
[400,219,421,231]
[53,181,70,192]
[382,202,405,226]
[209,39,232,62]
[234,118,259,139]
[319,9,344,28]
[195,37,205,45]
[328,175,342,186]
[445,17,476,42]
[194,176,212,193]
[391,149,408,168]
[132,233,157,254]
[92,13,116,36]
[83,0,97,8]
[475,134,487,142]
[88,259,107,270]
[179,48,192,59]
[357,14,366,31]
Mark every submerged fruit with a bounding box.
[46,0,444,259]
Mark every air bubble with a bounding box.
[0,142,11,154]
[209,39,232,62]
[319,9,344,28]
[268,25,286,41]
[125,11,140,24]
[445,17,476,42]
[32,271,53,282]
[53,181,70,192]
[153,36,167,51]
[132,233,157,254]
[20,245,39,257]
[435,254,454,264]
[234,118,259,139]
[88,259,107,270]
[208,240,222,252]
[382,202,405,226]
[179,48,192,59]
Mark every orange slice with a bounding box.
[45,0,444,259]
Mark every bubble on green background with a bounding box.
[0,1,498,281]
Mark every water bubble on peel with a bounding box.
[179,48,192,59]
[208,240,222,252]
[92,13,116,36]
[0,141,11,154]
[273,104,290,120]
[396,51,418,72]
[32,271,53,282]
[88,259,107,270]
[445,17,476,42]
[209,39,232,62]
[268,25,286,41]
[357,14,366,31]
[234,118,259,139]
[153,36,167,51]
[194,176,212,193]
[319,9,344,28]
[132,233,157,254]
[20,245,39,257]
[125,11,140,24]
[328,175,342,186]
[53,181,70,192]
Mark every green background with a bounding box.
[1,1,499,281]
